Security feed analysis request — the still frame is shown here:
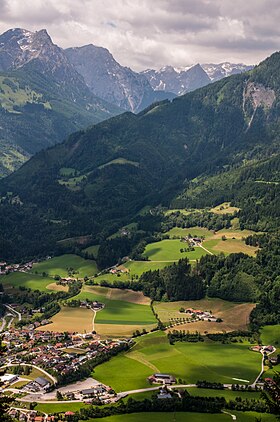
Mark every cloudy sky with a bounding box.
[0,0,279,70]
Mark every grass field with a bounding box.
[38,306,93,333]
[166,226,213,238]
[74,288,156,336]
[144,239,209,261]
[83,245,100,257]
[36,402,86,413]
[93,331,261,391]
[261,324,280,378]
[1,272,54,291]
[32,254,98,278]
[154,298,255,333]
[187,387,261,400]
[86,413,278,422]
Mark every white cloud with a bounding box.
[0,0,279,70]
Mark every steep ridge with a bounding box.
[65,44,175,113]
[0,51,279,260]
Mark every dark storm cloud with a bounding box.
[0,0,279,70]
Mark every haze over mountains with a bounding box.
[0,49,278,261]
[0,27,253,176]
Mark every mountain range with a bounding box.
[0,49,278,261]
[0,27,253,176]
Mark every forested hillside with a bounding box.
[0,52,280,260]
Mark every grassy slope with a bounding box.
[32,254,98,278]
[1,272,54,291]
[85,414,277,422]
[93,331,261,391]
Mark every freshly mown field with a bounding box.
[31,254,98,278]
[210,202,240,215]
[83,286,150,305]
[154,298,255,333]
[203,238,258,257]
[143,239,209,261]
[1,272,54,291]
[93,331,261,391]
[85,413,277,422]
[39,306,93,333]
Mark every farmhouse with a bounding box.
[149,373,176,385]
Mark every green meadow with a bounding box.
[143,239,209,261]
[93,331,261,392]
[261,324,280,377]
[83,244,100,257]
[1,272,54,291]
[32,254,98,278]
[73,290,155,326]
[166,226,213,238]
[86,412,277,422]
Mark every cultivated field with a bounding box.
[93,331,261,391]
[32,254,98,278]
[154,298,255,333]
[39,306,94,333]
[1,272,54,291]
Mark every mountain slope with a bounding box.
[0,51,280,260]
[141,64,211,95]
[0,29,121,176]
[201,62,254,82]
[65,44,175,113]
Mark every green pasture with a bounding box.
[73,291,156,325]
[36,402,85,413]
[86,412,278,422]
[83,244,100,257]
[166,226,213,238]
[32,254,98,278]
[143,239,209,261]
[261,324,280,347]
[187,388,261,400]
[93,331,261,392]
[125,260,175,276]
[1,272,54,291]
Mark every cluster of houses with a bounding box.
[183,308,219,322]
[8,408,55,422]
[0,260,34,275]
[80,300,104,311]
[250,345,278,365]
[1,328,132,389]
